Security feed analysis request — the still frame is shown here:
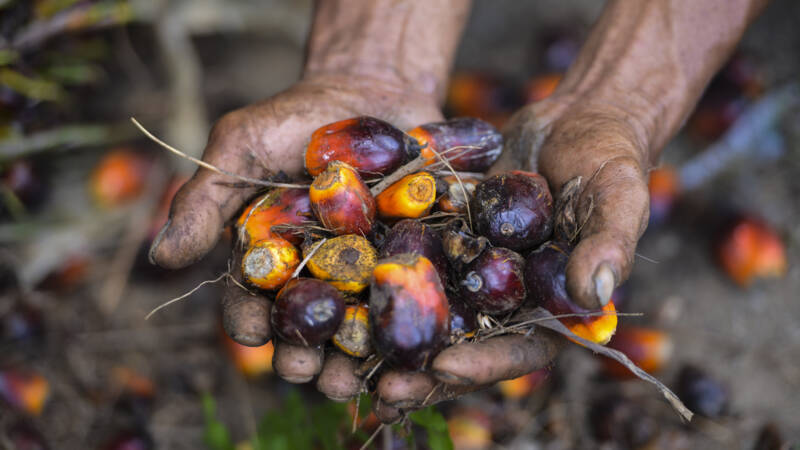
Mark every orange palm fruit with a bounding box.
[407,117,502,172]
[525,241,617,344]
[446,73,518,128]
[498,367,551,399]
[437,175,480,213]
[304,116,418,177]
[332,304,372,358]
[648,166,680,225]
[525,73,562,103]
[310,161,376,236]
[111,366,156,398]
[717,217,787,287]
[447,408,493,450]
[221,332,274,378]
[305,235,377,294]
[241,236,300,290]
[0,369,49,416]
[370,254,450,370]
[601,326,673,379]
[89,148,149,207]
[375,172,436,221]
[237,187,312,246]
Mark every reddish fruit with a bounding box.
[601,327,673,379]
[89,149,149,207]
[0,369,49,416]
[236,187,311,246]
[460,247,526,315]
[437,175,480,213]
[370,254,450,370]
[306,235,377,294]
[716,217,787,286]
[525,73,562,103]
[375,172,436,221]
[241,236,300,290]
[332,304,372,358]
[497,367,550,399]
[676,365,728,418]
[304,116,417,177]
[111,366,155,398]
[441,218,490,273]
[38,253,91,292]
[446,73,520,128]
[380,219,449,287]
[447,408,493,450]
[648,166,680,225]
[449,298,477,340]
[525,242,617,344]
[222,332,274,377]
[309,161,376,236]
[470,172,553,252]
[407,117,502,172]
[271,278,345,346]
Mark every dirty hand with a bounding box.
[361,0,769,423]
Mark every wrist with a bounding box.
[302,0,471,104]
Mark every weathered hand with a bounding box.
[501,97,651,310]
[149,74,443,348]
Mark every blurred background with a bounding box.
[1,0,799,448]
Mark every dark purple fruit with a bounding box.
[380,219,449,287]
[370,254,450,370]
[525,241,617,344]
[449,298,477,340]
[469,172,553,252]
[409,117,503,172]
[589,394,659,447]
[460,247,526,315]
[676,365,728,418]
[271,278,345,346]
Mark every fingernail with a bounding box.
[433,370,471,385]
[593,263,616,307]
[148,219,170,265]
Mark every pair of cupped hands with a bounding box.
[149,73,651,423]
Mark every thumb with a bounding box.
[150,117,267,269]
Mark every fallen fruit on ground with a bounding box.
[601,326,673,379]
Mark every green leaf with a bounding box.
[409,406,453,450]
[201,393,235,450]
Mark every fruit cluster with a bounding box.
[236,116,617,371]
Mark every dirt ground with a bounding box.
[2,1,799,449]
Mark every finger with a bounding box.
[431,332,563,385]
[273,340,324,383]
[150,113,268,269]
[376,371,484,409]
[222,286,271,347]
[222,245,271,346]
[317,352,362,402]
[564,156,650,309]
